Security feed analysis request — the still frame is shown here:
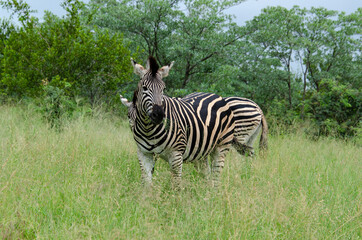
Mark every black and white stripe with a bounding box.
[182,93,268,156]
[127,57,235,186]
[224,97,268,155]
[121,94,268,170]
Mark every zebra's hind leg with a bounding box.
[245,124,262,155]
[233,124,262,157]
[210,145,230,187]
[137,148,156,186]
[232,138,254,156]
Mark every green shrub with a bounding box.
[266,99,300,135]
[0,0,134,104]
[40,76,75,129]
[305,79,361,138]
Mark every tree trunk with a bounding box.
[287,77,292,109]
[301,67,308,120]
[286,58,292,109]
[182,62,191,88]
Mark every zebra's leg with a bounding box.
[168,151,183,189]
[232,124,262,157]
[232,139,249,156]
[210,145,230,187]
[234,142,255,157]
[194,157,211,178]
[245,124,262,156]
[137,148,156,185]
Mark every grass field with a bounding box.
[0,104,361,239]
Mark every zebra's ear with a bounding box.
[159,61,174,78]
[131,58,146,77]
[120,94,132,108]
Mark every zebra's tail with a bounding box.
[259,113,268,152]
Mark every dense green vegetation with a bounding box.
[0,0,360,138]
[0,105,360,239]
[0,0,137,106]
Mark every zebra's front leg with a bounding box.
[210,145,230,187]
[168,151,183,189]
[137,147,156,185]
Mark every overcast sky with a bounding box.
[228,0,361,24]
[1,0,361,25]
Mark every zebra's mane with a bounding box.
[148,56,159,76]
[132,89,138,105]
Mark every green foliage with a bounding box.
[86,0,245,90]
[0,19,15,101]
[305,79,361,138]
[0,1,361,138]
[40,76,75,129]
[0,0,134,105]
[266,99,300,135]
[0,0,35,25]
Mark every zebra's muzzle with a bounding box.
[149,104,165,125]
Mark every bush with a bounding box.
[305,79,361,138]
[40,77,75,129]
[0,0,134,105]
[266,99,300,135]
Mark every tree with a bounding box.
[0,19,15,99]
[245,6,305,109]
[238,6,361,118]
[0,0,35,26]
[295,8,361,91]
[294,7,361,118]
[86,0,245,92]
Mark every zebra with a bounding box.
[224,96,268,156]
[183,93,268,157]
[120,90,137,131]
[121,93,268,159]
[124,56,235,187]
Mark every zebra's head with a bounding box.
[131,56,174,125]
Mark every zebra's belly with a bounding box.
[157,148,209,164]
[134,131,186,155]
[182,138,217,163]
[133,118,227,164]
[135,134,211,164]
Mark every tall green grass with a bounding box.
[1,104,361,239]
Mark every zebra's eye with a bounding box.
[142,86,148,91]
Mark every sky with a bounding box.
[0,0,361,25]
[228,0,361,25]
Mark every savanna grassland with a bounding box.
[0,104,361,239]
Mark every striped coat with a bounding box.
[121,94,268,170]
[127,57,235,186]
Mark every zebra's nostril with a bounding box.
[150,104,165,125]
